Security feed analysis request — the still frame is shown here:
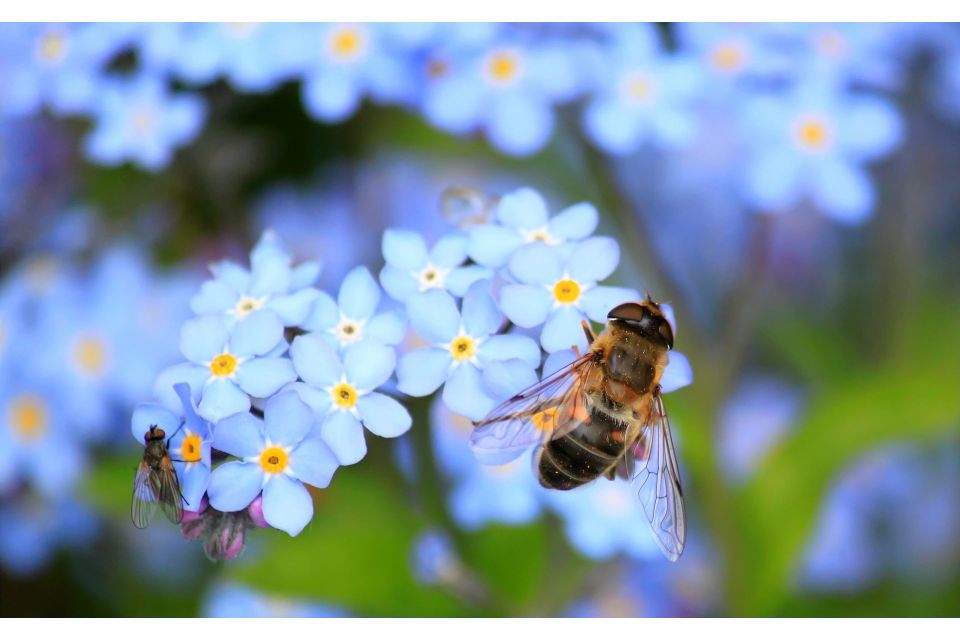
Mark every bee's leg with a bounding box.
[580,320,597,346]
[603,467,617,481]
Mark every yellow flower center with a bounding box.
[794,116,832,152]
[486,50,521,86]
[449,336,476,363]
[815,29,846,58]
[224,22,257,38]
[38,31,67,64]
[259,445,289,474]
[622,72,655,104]
[531,407,559,432]
[552,279,581,304]
[73,334,109,377]
[232,295,263,319]
[426,57,450,79]
[331,382,358,409]
[710,42,746,74]
[7,394,48,442]
[131,108,155,134]
[180,433,203,463]
[329,26,365,62]
[210,353,238,377]
[335,319,363,346]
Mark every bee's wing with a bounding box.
[131,461,159,529]
[627,391,687,562]
[470,352,596,465]
[158,459,184,525]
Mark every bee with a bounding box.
[132,425,184,529]
[470,295,686,561]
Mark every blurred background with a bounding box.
[0,22,958,617]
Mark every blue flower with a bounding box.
[207,392,339,536]
[297,23,414,123]
[83,75,206,171]
[420,35,580,155]
[499,239,639,352]
[411,528,460,586]
[0,497,99,577]
[739,81,902,223]
[582,24,701,155]
[396,284,540,421]
[191,230,321,329]
[379,230,491,303]
[466,188,598,268]
[0,23,135,117]
[131,383,213,511]
[0,383,87,499]
[154,313,296,423]
[674,24,789,93]
[301,266,405,351]
[202,581,347,617]
[287,334,411,465]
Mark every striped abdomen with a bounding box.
[535,402,628,490]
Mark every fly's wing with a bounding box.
[470,352,595,465]
[157,459,184,525]
[627,391,686,561]
[131,461,160,529]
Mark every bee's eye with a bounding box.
[657,320,675,349]
[607,302,645,322]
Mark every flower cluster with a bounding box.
[137,231,412,554]
[0,23,949,223]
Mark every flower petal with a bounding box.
[267,288,321,327]
[248,255,292,298]
[319,410,367,465]
[397,348,452,397]
[283,381,332,417]
[199,379,251,423]
[288,437,339,488]
[365,310,406,345]
[357,392,412,438]
[131,403,179,443]
[461,281,501,338]
[235,357,297,399]
[153,363,209,413]
[508,243,562,286]
[379,265,418,302]
[548,202,598,241]
[467,224,523,268]
[580,286,641,323]
[481,359,538,401]
[382,229,427,271]
[406,289,460,344]
[230,310,284,358]
[338,266,381,320]
[500,285,552,328]
[344,340,396,391]
[661,351,694,393]
[477,334,542,369]
[181,316,228,364]
[190,280,239,316]
[445,265,494,297]
[213,412,265,458]
[429,234,468,268]
[540,307,588,353]
[568,236,621,284]
[208,461,263,512]
[177,463,210,511]
[262,474,313,536]
[496,187,549,229]
[442,364,496,422]
[290,333,343,388]
[264,391,314,446]
[301,290,339,332]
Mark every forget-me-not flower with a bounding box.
[499,238,639,352]
[467,187,598,268]
[191,230,321,329]
[154,312,296,423]
[739,81,903,223]
[207,392,339,536]
[379,229,491,303]
[396,283,540,421]
[83,75,206,171]
[287,334,412,465]
[301,266,405,351]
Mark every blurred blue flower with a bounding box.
[411,528,459,586]
[83,75,206,171]
[420,35,580,155]
[288,334,411,466]
[499,238,639,352]
[379,229,491,303]
[191,230,321,329]
[0,496,99,577]
[674,24,789,93]
[739,81,902,223]
[297,23,414,122]
[466,187,598,268]
[207,392,339,536]
[202,581,347,617]
[0,23,135,117]
[131,383,213,511]
[582,24,701,155]
[155,312,296,423]
[301,266,406,351]
[396,284,540,421]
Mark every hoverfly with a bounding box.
[470,295,686,561]
[132,424,184,529]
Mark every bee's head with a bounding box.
[607,296,674,349]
